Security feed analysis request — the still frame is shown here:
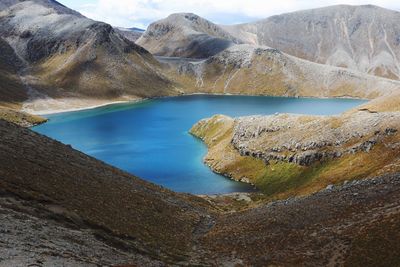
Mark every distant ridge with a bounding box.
[141,5,400,79]
[137,13,241,58]
[115,26,146,42]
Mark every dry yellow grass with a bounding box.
[191,113,400,199]
[165,46,400,100]
[30,41,177,100]
[357,91,400,112]
[0,107,47,127]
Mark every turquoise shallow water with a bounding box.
[33,95,366,194]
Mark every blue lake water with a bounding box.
[33,95,366,194]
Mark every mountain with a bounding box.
[115,26,145,42]
[137,13,241,58]
[142,5,400,79]
[224,5,400,79]
[0,36,47,125]
[0,0,176,113]
[2,3,400,114]
[164,44,400,99]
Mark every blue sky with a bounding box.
[58,0,400,29]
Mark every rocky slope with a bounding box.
[0,0,176,114]
[191,100,400,196]
[165,45,400,99]
[0,37,26,108]
[223,5,400,79]
[0,119,213,265]
[0,194,165,267]
[200,173,400,266]
[0,37,47,124]
[137,13,240,58]
[2,119,400,265]
[143,5,400,80]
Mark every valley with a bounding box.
[0,0,400,266]
[33,95,364,194]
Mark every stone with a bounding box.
[326,184,334,190]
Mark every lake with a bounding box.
[33,95,366,194]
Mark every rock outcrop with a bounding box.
[231,112,399,166]
[191,106,400,195]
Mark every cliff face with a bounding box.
[230,112,399,166]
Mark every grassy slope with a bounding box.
[357,90,400,112]
[30,43,177,100]
[190,113,400,199]
[165,46,400,99]
[0,108,47,127]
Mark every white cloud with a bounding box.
[72,0,400,28]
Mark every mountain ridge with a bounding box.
[163,44,400,99]
[141,5,400,80]
[0,0,177,113]
[137,12,240,58]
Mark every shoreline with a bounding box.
[27,92,374,197]
[26,99,141,116]
[27,93,370,117]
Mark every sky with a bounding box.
[58,0,400,29]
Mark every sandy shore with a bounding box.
[22,97,142,116]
